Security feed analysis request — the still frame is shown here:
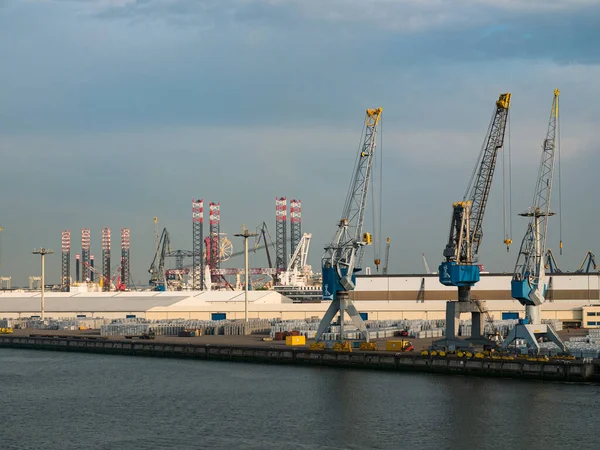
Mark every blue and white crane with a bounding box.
[316,107,383,343]
[438,93,512,347]
[502,90,566,353]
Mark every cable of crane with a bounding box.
[0,226,3,268]
[502,109,513,251]
[557,93,563,255]
[371,114,383,270]
[463,107,496,201]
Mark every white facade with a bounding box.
[0,273,598,324]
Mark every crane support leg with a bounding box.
[316,292,369,342]
[438,295,488,350]
[502,305,566,353]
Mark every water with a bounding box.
[0,349,598,450]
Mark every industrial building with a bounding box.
[1,273,598,327]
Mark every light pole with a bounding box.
[234,225,258,323]
[32,247,54,321]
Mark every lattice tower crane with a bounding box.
[502,89,565,353]
[438,93,511,348]
[576,251,598,273]
[149,227,171,291]
[316,107,382,343]
[545,249,562,274]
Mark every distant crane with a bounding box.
[502,89,565,353]
[382,238,391,275]
[576,251,598,273]
[279,233,312,286]
[149,228,171,291]
[316,107,382,343]
[254,222,275,271]
[545,249,562,274]
[422,253,431,275]
[438,93,511,348]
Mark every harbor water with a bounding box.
[0,349,598,450]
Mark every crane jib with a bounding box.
[511,90,560,307]
[321,107,382,301]
[439,93,511,289]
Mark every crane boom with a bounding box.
[323,107,382,296]
[149,228,171,291]
[436,94,511,350]
[441,93,511,272]
[511,90,559,306]
[503,90,565,353]
[316,107,382,343]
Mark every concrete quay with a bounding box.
[1,334,599,383]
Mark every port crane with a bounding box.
[254,222,275,271]
[438,93,511,348]
[422,253,431,275]
[545,249,562,273]
[502,90,565,353]
[576,251,598,273]
[316,107,382,343]
[149,227,171,291]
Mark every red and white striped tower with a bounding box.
[192,200,204,290]
[81,229,91,282]
[121,228,130,290]
[61,230,71,292]
[290,199,302,256]
[275,197,287,272]
[101,228,111,291]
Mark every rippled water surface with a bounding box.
[0,349,598,449]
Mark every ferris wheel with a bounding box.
[219,236,233,262]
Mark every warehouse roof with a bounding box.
[0,290,291,313]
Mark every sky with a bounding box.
[1,0,600,286]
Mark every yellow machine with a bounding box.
[333,342,352,352]
[0,327,13,334]
[385,340,414,352]
[359,342,378,351]
[309,342,326,350]
[285,336,306,346]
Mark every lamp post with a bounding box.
[234,225,258,323]
[32,247,54,320]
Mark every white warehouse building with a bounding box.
[0,273,598,326]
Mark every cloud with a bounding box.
[26,0,600,33]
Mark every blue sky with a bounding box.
[1,0,599,286]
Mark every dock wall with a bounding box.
[2,335,599,383]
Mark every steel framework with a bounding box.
[102,228,111,292]
[192,199,204,290]
[290,199,301,261]
[209,202,221,287]
[502,89,564,353]
[317,107,383,343]
[90,254,95,282]
[81,228,91,282]
[61,230,71,292]
[121,228,130,289]
[75,254,80,282]
[275,197,287,272]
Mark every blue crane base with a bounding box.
[322,266,356,301]
[438,262,480,287]
[511,279,542,306]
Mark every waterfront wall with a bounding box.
[1,335,599,383]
